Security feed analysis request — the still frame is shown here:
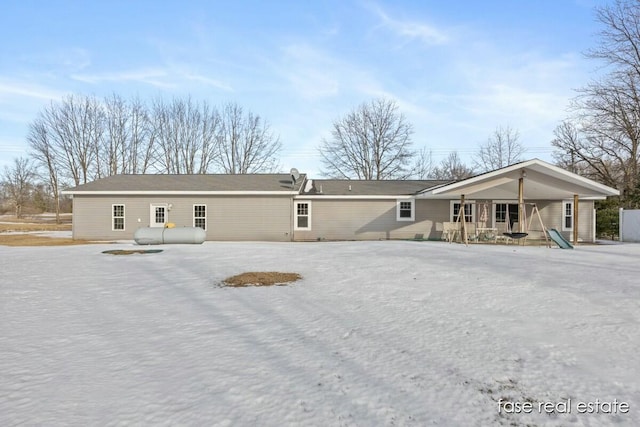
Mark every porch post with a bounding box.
[460,194,467,245]
[573,194,579,244]
[518,177,524,233]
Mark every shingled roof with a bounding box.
[301,179,449,196]
[64,174,306,194]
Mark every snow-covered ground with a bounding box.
[1,241,638,426]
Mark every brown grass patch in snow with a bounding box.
[0,215,79,246]
[0,221,71,233]
[0,234,92,247]
[223,272,302,287]
[102,249,163,255]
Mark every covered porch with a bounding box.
[418,159,620,246]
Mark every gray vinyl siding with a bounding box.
[534,200,594,242]
[71,194,596,242]
[72,195,292,241]
[293,199,450,241]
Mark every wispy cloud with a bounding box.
[277,44,341,99]
[180,72,234,92]
[367,3,449,46]
[0,80,66,101]
[19,47,92,73]
[71,67,234,92]
[71,68,174,88]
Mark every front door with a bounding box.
[150,204,168,227]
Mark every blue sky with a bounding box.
[0,0,610,176]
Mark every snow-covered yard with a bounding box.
[1,240,639,426]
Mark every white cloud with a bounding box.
[0,80,66,101]
[71,68,175,88]
[18,47,92,73]
[71,66,234,92]
[367,3,449,45]
[183,74,233,92]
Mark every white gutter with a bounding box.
[61,190,300,196]
[294,195,415,199]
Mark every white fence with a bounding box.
[620,208,640,242]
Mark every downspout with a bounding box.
[290,196,294,242]
[573,194,579,245]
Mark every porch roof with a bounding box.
[417,159,620,200]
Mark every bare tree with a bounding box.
[151,97,221,174]
[28,119,63,222]
[29,95,103,186]
[215,103,282,173]
[551,120,599,176]
[318,98,415,179]
[552,73,640,202]
[128,97,155,174]
[409,147,434,179]
[551,0,640,205]
[473,126,525,172]
[101,94,155,175]
[2,157,36,218]
[431,151,475,180]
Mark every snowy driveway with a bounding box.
[1,241,639,426]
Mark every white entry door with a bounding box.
[150,204,168,227]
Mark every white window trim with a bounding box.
[193,204,206,230]
[491,200,518,228]
[294,200,312,230]
[396,199,415,221]
[562,200,573,231]
[112,204,125,231]
[450,200,476,223]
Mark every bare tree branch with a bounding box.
[473,125,525,172]
[431,152,475,180]
[318,98,415,179]
[214,103,282,174]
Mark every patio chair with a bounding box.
[442,222,460,242]
[495,222,512,244]
[464,223,477,242]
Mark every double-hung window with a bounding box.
[295,201,311,230]
[450,200,475,223]
[194,204,206,230]
[112,204,125,231]
[396,199,415,221]
[562,201,573,231]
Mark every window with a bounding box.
[155,207,165,224]
[450,200,475,223]
[112,204,125,231]
[495,202,519,227]
[562,201,573,231]
[294,201,311,230]
[396,199,415,221]
[194,204,206,230]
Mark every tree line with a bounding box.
[2,95,282,220]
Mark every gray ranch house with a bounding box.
[63,159,619,243]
